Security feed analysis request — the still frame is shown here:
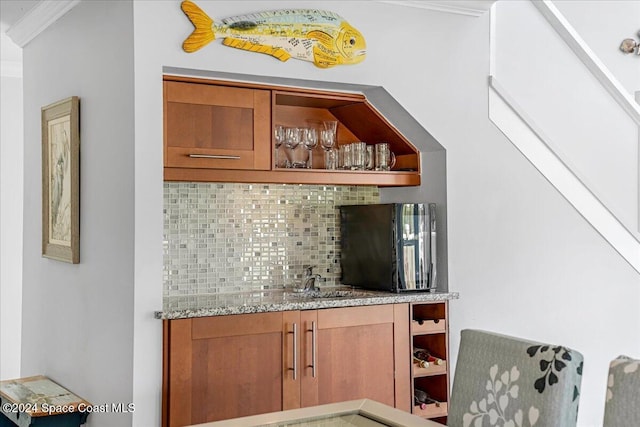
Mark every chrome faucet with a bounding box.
[302,266,321,292]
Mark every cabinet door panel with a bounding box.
[168,319,193,427]
[166,313,285,427]
[191,332,283,424]
[316,322,396,406]
[166,103,254,151]
[164,81,270,170]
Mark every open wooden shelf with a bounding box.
[411,318,446,335]
[413,402,448,419]
[410,302,450,421]
[413,361,447,377]
[164,167,420,187]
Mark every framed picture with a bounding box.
[41,96,80,263]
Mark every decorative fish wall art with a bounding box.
[180,0,366,68]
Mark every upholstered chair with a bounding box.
[449,329,584,427]
[603,355,640,426]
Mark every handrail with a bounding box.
[530,0,640,126]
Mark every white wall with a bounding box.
[485,4,639,425]
[493,1,639,239]
[20,1,135,426]
[131,2,639,427]
[0,62,23,380]
[14,1,638,426]
[554,0,640,97]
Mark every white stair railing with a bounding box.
[488,0,640,273]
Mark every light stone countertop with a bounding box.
[155,287,459,320]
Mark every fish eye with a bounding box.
[349,37,356,46]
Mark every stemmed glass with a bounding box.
[321,121,337,169]
[274,124,285,168]
[284,127,301,168]
[285,127,301,150]
[320,129,335,150]
[301,127,318,168]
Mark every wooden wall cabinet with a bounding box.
[163,305,411,427]
[164,81,271,171]
[163,76,421,187]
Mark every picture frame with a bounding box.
[42,96,80,263]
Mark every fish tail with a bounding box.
[181,0,215,53]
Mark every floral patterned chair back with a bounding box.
[449,329,583,427]
[603,355,640,426]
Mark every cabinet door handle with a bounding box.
[188,154,241,160]
[288,323,298,380]
[308,321,317,378]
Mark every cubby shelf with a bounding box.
[413,362,448,378]
[413,402,448,419]
[410,302,450,422]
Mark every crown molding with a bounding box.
[378,0,496,17]
[6,0,81,48]
[1,60,22,78]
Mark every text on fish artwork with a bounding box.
[308,31,333,46]
[229,21,257,31]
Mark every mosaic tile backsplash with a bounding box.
[163,182,380,296]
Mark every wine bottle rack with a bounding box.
[410,301,449,423]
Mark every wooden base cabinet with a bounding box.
[300,305,410,411]
[164,312,286,426]
[163,305,411,427]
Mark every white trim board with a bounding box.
[637,91,640,233]
[6,0,81,48]
[1,61,22,78]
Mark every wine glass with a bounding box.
[284,127,301,169]
[320,130,336,169]
[274,124,285,168]
[322,121,337,146]
[320,122,337,169]
[323,120,337,137]
[320,128,335,151]
[301,127,318,168]
[285,127,301,149]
